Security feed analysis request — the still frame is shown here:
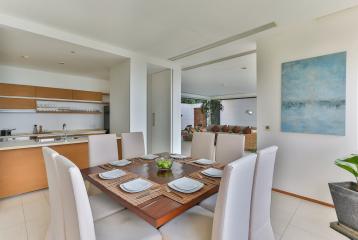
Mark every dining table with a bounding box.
[81,153,224,228]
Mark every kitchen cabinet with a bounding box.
[0,83,36,97]
[0,139,122,198]
[35,86,73,100]
[0,98,36,109]
[72,90,103,101]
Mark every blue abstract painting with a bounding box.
[281,52,346,136]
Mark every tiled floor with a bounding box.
[0,189,346,240]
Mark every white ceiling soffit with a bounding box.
[182,50,256,71]
[0,0,357,61]
[182,53,256,97]
[169,22,275,61]
[0,27,126,80]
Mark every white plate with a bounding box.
[193,159,215,165]
[170,154,188,159]
[201,168,223,178]
[110,159,132,167]
[120,179,152,193]
[140,154,159,160]
[168,177,204,193]
[99,169,126,180]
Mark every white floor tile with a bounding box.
[281,225,329,240]
[0,223,27,240]
[0,203,25,229]
[290,201,347,240]
[21,190,46,205]
[271,192,302,237]
[23,198,49,222]
[0,195,22,209]
[26,219,49,240]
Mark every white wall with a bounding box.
[257,9,358,203]
[220,98,257,127]
[110,60,130,134]
[181,103,202,129]
[0,65,108,133]
[0,65,109,92]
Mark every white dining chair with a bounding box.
[215,133,245,164]
[249,146,278,240]
[159,154,257,240]
[88,134,119,166]
[191,132,216,160]
[42,147,64,240]
[121,132,145,159]
[42,147,124,223]
[199,133,245,212]
[55,154,162,240]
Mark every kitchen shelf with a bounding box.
[36,110,102,114]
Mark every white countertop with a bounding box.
[0,129,107,139]
[0,135,121,151]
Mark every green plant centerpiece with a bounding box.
[329,154,358,231]
[156,157,173,171]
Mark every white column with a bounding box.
[171,67,182,153]
[109,60,130,134]
[130,58,148,152]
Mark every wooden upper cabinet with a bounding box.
[0,83,36,97]
[35,87,73,100]
[72,90,102,101]
[0,98,36,109]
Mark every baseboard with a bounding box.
[272,188,334,208]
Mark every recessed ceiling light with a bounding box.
[21,55,30,59]
[58,62,65,65]
[241,67,247,70]
[70,50,76,54]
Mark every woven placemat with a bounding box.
[89,172,163,206]
[189,171,222,185]
[162,177,218,204]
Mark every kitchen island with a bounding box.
[0,134,122,198]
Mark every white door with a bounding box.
[149,70,171,153]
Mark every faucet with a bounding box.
[62,123,67,141]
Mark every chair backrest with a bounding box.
[249,146,278,240]
[121,132,145,159]
[212,154,257,240]
[42,147,65,240]
[88,134,118,166]
[55,154,96,240]
[215,133,245,164]
[191,132,215,160]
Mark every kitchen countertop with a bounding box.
[0,129,107,139]
[0,135,121,151]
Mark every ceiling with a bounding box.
[0,27,126,80]
[0,0,357,95]
[0,0,356,60]
[182,52,256,97]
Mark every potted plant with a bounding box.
[329,154,358,231]
[201,100,223,125]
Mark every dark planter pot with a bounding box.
[329,182,358,231]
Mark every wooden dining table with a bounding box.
[81,153,222,228]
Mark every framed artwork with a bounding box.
[281,52,346,136]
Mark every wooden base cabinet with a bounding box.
[0,139,122,198]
